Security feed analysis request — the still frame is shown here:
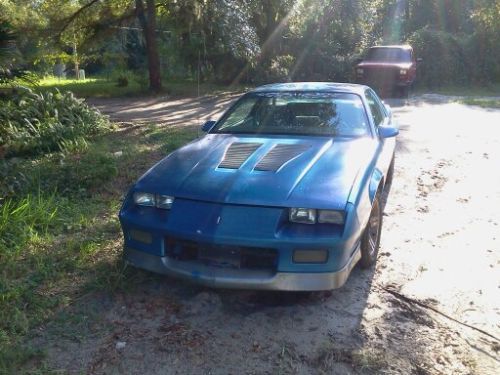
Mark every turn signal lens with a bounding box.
[130,229,153,244]
[318,210,345,225]
[293,250,328,263]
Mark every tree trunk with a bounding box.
[136,0,162,92]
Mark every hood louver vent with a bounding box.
[255,144,310,172]
[218,142,262,169]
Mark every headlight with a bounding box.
[318,210,345,225]
[133,192,155,207]
[356,68,364,74]
[157,195,174,209]
[399,69,407,75]
[289,208,316,224]
[133,192,175,209]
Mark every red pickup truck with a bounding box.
[355,45,420,98]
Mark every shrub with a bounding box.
[407,29,468,88]
[267,55,295,82]
[464,30,500,84]
[116,75,129,87]
[0,88,109,156]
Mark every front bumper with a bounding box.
[356,76,412,88]
[124,244,361,291]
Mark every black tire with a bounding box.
[399,86,409,99]
[359,194,382,269]
[385,155,395,187]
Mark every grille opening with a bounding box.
[166,238,278,271]
[241,250,277,269]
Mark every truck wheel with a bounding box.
[398,86,409,99]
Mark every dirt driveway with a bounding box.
[43,94,499,374]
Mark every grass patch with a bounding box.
[313,344,388,373]
[34,77,145,98]
[414,83,500,97]
[0,123,198,373]
[458,97,500,109]
[30,76,250,99]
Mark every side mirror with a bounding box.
[201,120,216,132]
[378,125,399,138]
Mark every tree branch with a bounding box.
[59,0,102,34]
[381,286,500,343]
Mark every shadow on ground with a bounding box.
[30,259,381,374]
[88,93,239,126]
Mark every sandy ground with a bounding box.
[37,94,499,374]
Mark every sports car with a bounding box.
[119,82,398,291]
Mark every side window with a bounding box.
[218,97,258,130]
[365,90,385,126]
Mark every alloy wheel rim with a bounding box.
[367,203,380,256]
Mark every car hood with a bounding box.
[357,61,412,69]
[135,134,376,210]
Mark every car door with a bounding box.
[365,89,395,179]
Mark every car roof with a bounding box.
[250,82,368,95]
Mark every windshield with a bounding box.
[212,92,369,137]
[366,47,411,62]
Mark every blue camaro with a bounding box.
[119,82,398,291]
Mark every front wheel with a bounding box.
[359,195,382,268]
[385,155,395,188]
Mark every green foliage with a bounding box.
[35,76,145,97]
[0,191,102,373]
[464,29,500,83]
[0,19,16,64]
[116,75,129,87]
[459,97,500,109]
[253,55,295,83]
[0,19,37,86]
[0,148,118,200]
[42,150,118,196]
[0,122,198,373]
[407,29,468,87]
[408,24,500,87]
[0,192,59,254]
[0,88,109,156]
[3,0,500,89]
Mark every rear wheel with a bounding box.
[359,194,382,268]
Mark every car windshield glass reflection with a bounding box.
[366,48,411,62]
[212,92,369,137]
